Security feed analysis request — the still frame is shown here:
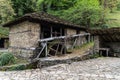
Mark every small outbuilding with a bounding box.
[90,28,120,57]
[3,12,89,59]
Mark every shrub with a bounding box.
[0,53,15,66]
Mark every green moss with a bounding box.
[8,65,26,71]
[90,53,100,59]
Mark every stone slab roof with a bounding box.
[3,12,86,30]
[89,28,120,42]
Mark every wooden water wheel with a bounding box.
[47,40,66,56]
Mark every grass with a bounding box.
[0,52,29,71]
[67,42,94,54]
[74,42,94,50]
[106,11,120,28]
[67,42,94,53]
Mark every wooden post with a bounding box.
[106,49,109,57]
[60,44,64,55]
[45,42,48,57]
[50,26,53,37]
[64,38,67,54]
[88,34,90,43]
[55,43,60,56]
[72,38,77,49]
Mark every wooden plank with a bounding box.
[45,42,48,57]
[50,26,53,37]
[38,33,90,42]
[55,44,60,56]
[72,38,77,49]
[37,43,46,58]
[49,48,56,52]
[60,44,64,54]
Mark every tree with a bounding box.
[0,0,15,24]
[36,0,77,12]
[99,0,118,12]
[107,0,118,13]
[58,0,103,28]
[11,0,37,17]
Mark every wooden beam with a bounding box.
[50,26,53,37]
[37,43,47,58]
[39,33,90,42]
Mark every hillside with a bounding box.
[106,11,120,28]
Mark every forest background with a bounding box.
[0,0,120,30]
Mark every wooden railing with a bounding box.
[33,33,90,61]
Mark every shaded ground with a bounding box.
[0,57,120,80]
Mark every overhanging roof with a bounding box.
[3,12,86,30]
[89,28,120,42]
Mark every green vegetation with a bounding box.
[0,27,9,38]
[0,52,28,66]
[0,0,120,35]
[11,0,37,17]
[74,42,94,49]
[8,65,26,71]
[0,0,15,24]
[0,0,120,28]
[59,0,103,28]
[106,11,120,28]
[0,52,15,66]
[0,52,29,71]
[67,42,94,53]
[90,53,100,59]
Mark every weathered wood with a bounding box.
[72,38,77,49]
[37,43,47,58]
[55,44,60,56]
[50,26,53,37]
[38,33,90,42]
[36,33,90,58]
[60,44,64,54]
[49,48,56,52]
[45,42,48,57]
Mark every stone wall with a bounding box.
[9,47,34,59]
[66,28,76,36]
[65,28,76,49]
[94,36,100,52]
[65,28,88,49]
[9,21,40,59]
[37,47,94,68]
[76,31,88,46]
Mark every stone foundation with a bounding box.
[9,47,34,60]
[37,48,94,68]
